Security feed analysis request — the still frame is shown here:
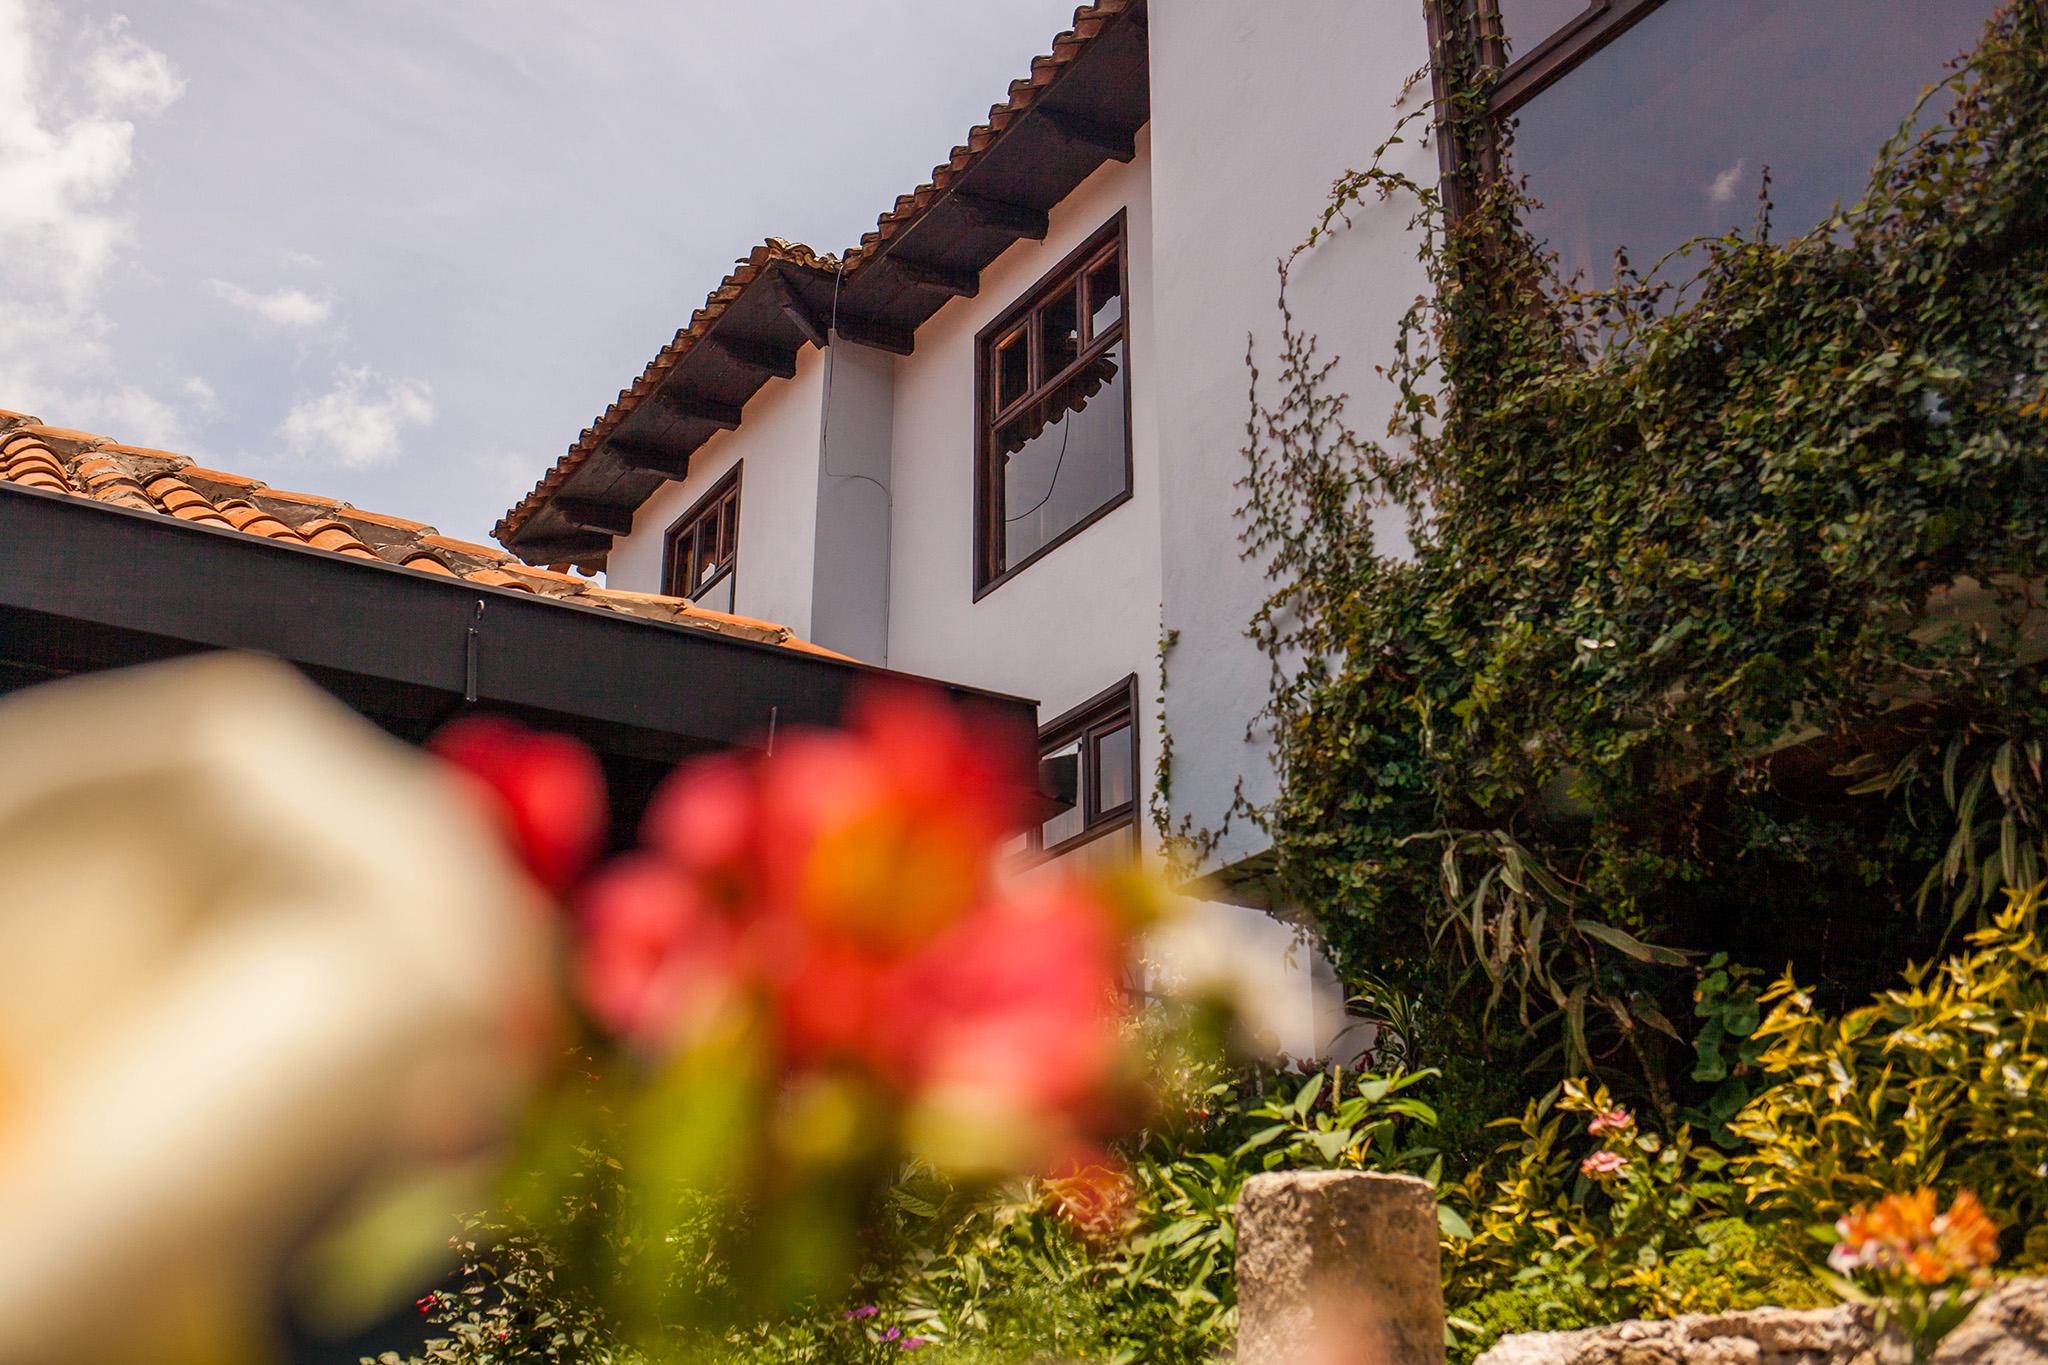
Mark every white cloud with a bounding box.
[280,366,433,469]
[1708,159,1748,205]
[81,16,185,116]
[208,278,333,328]
[0,1,191,432]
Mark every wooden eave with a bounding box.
[497,0,1150,569]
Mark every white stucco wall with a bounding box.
[1148,0,1434,871]
[608,344,828,638]
[810,339,896,663]
[884,134,1162,736]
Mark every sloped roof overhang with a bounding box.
[495,0,1150,567]
[0,479,1039,801]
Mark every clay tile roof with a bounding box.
[494,0,1138,549]
[0,409,846,657]
[496,238,836,544]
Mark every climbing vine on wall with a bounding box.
[1237,1,2048,1115]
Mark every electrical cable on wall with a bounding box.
[1006,418,1072,523]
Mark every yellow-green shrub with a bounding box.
[1729,885,2048,1267]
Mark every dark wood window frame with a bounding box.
[1026,674,1140,862]
[660,463,742,609]
[972,211,1134,600]
[1426,0,1675,213]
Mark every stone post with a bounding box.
[1236,1170,1446,1365]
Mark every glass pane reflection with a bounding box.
[1496,0,1594,58]
[1086,256,1122,339]
[1513,0,1998,289]
[1040,738,1085,849]
[1040,284,1082,382]
[1095,724,1134,812]
[994,340,1128,573]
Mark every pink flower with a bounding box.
[1587,1108,1633,1136]
[842,1305,880,1320]
[431,716,607,894]
[1580,1149,1628,1178]
[902,1338,931,1352]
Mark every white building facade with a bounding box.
[498,0,2002,1057]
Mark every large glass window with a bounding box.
[1475,0,2000,289]
[662,465,740,615]
[976,215,1132,595]
[1025,676,1139,862]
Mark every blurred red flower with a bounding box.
[430,716,607,894]
[571,685,1134,1171]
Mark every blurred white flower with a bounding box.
[1141,901,1326,1059]
[0,654,557,1364]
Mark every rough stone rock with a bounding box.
[1236,1170,1445,1365]
[1475,1279,2048,1365]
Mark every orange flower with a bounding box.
[1043,1152,1137,1247]
[1933,1190,2001,1274]
[1830,1188,2000,1284]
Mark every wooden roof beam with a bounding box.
[767,270,829,349]
[832,315,917,357]
[885,254,980,300]
[610,435,690,479]
[1036,107,1137,163]
[952,192,1050,241]
[515,530,614,562]
[710,333,799,380]
[552,498,636,537]
[661,393,744,430]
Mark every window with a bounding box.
[1445,0,2001,288]
[662,465,741,615]
[975,214,1132,595]
[1027,676,1139,861]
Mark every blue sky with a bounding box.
[0,0,1081,543]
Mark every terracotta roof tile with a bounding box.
[299,518,381,558]
[217,501,301,540]
[340,506,434,535]
[255,486,347,514]
[0,408,845,657]
[421,533,509,563]
[495,1,1138,548]
[464,568,537,592]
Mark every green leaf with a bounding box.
[1581,921,1691,966]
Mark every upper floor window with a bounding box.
[662,465,740,615]
[1028,675,1139,863]
[974,213,1132,596]
[1457,0,2001,289]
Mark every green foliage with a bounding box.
[1728,884,2048,1264]
[1237,0,2048,1114]
[379,902,2048,1362]
[1686,954,1767,1137]
[1443,1080,1824,1364]
[889,1064,1450,1362]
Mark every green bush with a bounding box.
[1233,0,2048,1118]
[1442,1080,1824,1364]
[1729,885,2048,1266]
